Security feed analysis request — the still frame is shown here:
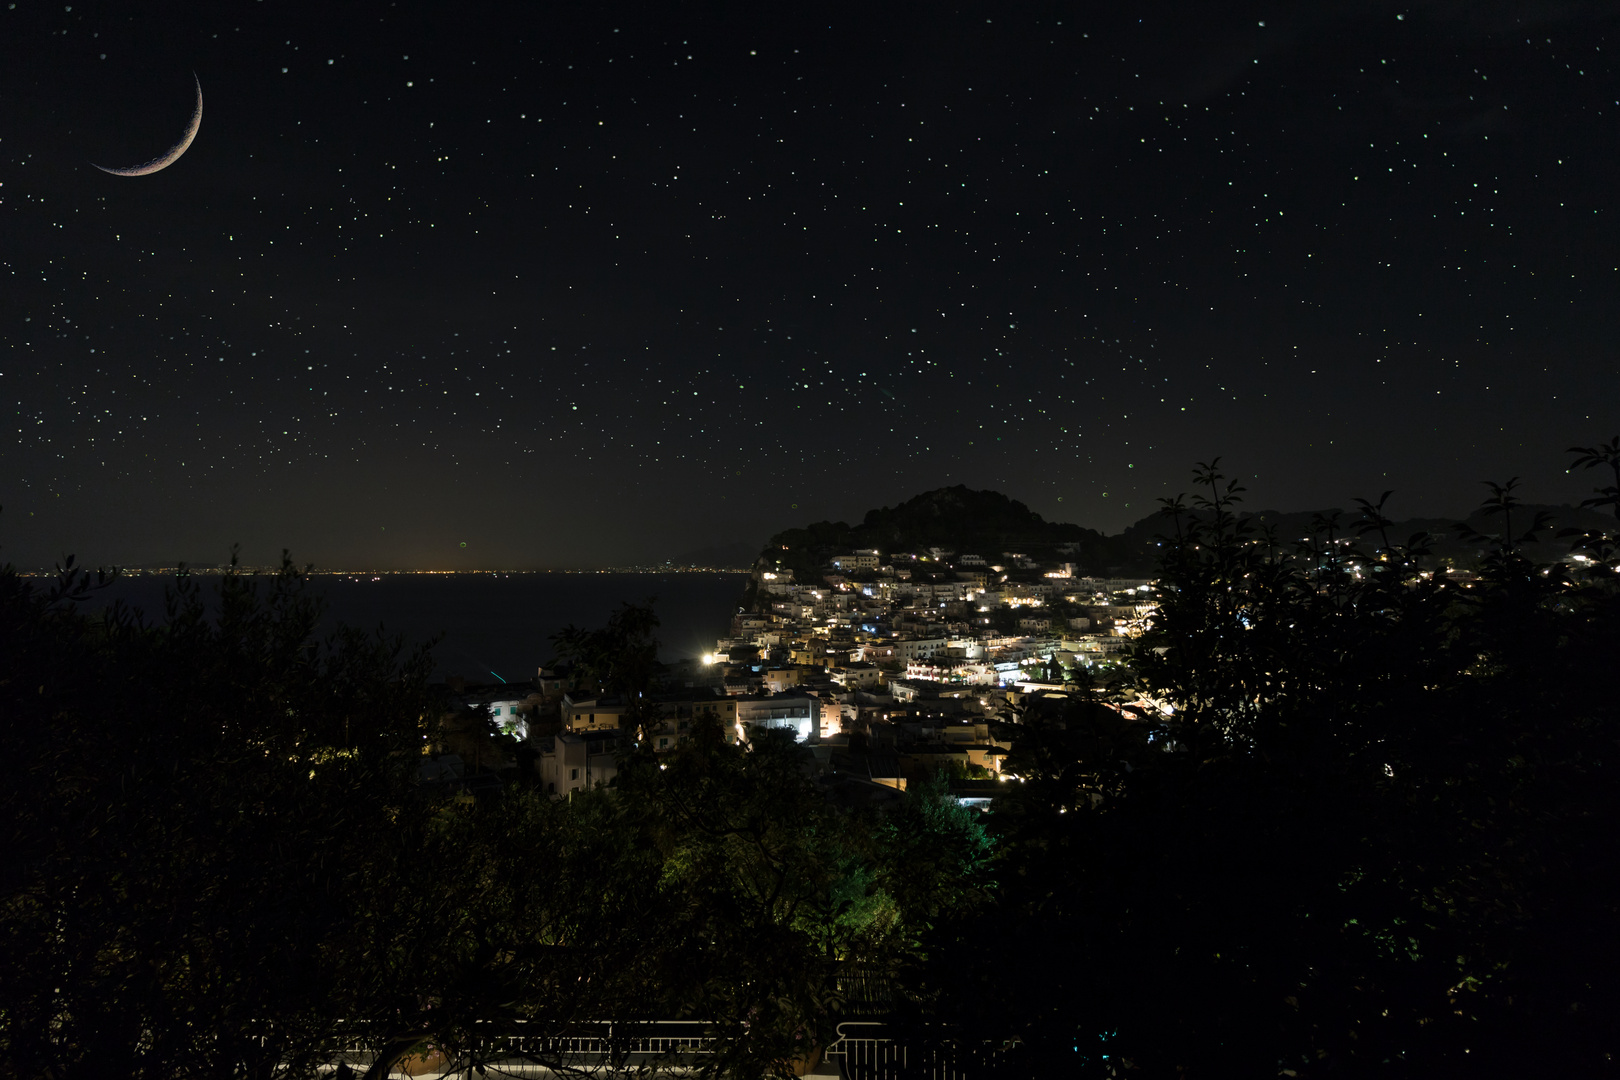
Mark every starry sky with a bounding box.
[3,0,1617,570]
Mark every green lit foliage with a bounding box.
[928,758,992,781]
[372,717,992,1080]
[0,557,996,1080]
[874,771,994,931]
[620,721,870,1076]
[615,720,990,1077]
[341,779,675,1079]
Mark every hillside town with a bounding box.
[426,470,1620,805]
[428,536,1168,804]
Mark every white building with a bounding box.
[891,637,948,662]
[537,731,622,796]
[735,695,819,744]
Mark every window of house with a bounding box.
[570,768,579,781]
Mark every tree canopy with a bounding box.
[0,553,437,1079]
[4,440,1617,1077]
[0,561,989,1079]
[909,453,1620,1076]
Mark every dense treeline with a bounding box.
[0,555,987,1079]
[0,559,436,1079]
[2,441,1617,1078]
[918,447,1620,1076]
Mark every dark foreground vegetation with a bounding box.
[2,440,1618,1079]
[0,554,989,1080]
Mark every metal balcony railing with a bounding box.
[321,1017,1020,1078]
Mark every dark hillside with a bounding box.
[756,487,1611,588]
[763,486,1159,582]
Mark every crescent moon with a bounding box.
[94,74,203,177]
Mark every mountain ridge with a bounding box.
[759,486,1614,580]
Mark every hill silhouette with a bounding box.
[758,487,1611,584]
[763,486,1154,582]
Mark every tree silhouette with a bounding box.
[1,551,438,1080]
[6,442,1617,1078]
[914,451,1620,1076]
[1567,435,1620,521]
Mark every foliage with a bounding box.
[1567,434,1620,521]
[340,717,992,1080]
[874,770,994,930]
[548,598,662,699]
[0,551,437,1080]
[616,721,886,1077]
[0,561,990,1079]
[12,441,1613,1077]
[925,452,1620,1076]
[338,776,674,1079]
[984,603,1022,635]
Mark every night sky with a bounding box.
[4,0,1617,570]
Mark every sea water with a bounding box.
[78,571,749,682]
